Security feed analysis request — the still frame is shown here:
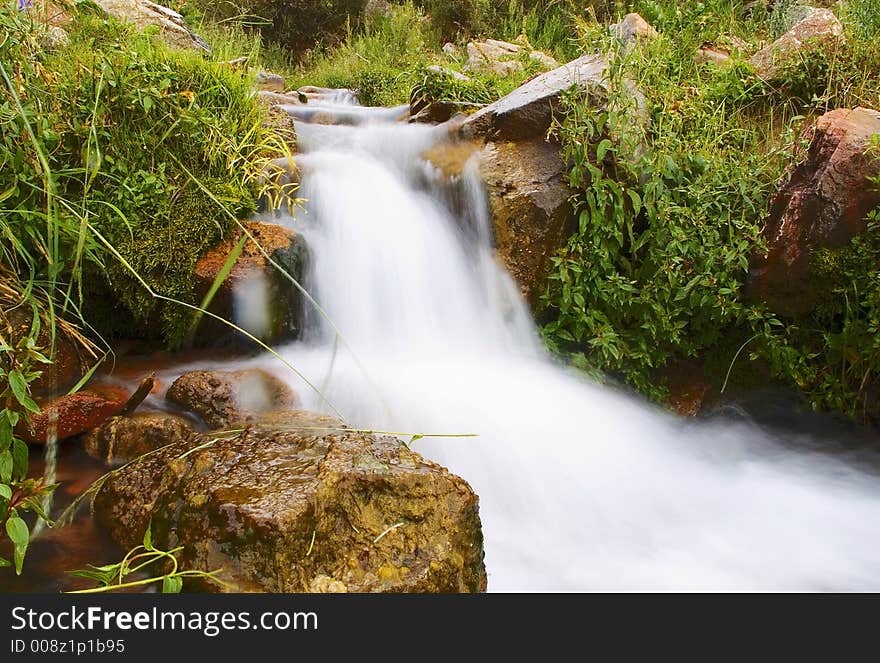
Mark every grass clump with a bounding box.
[287,3,433,106]
[1,7,286,348]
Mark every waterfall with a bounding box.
[255,96,880,591]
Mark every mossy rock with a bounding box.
[93,410,487,592]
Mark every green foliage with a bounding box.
[542,0,880,420]
[410,63,525,108]
[68,523,226,593]
[0,7,284,347]
[770,39,880,111]
[843,0,880,41]
[773,212,880,420]
[0,330,56,575]
[543,83,781,399]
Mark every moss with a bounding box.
[102,179,257,348]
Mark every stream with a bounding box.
[16,93,880,592]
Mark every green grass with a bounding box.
[0,6,289,348]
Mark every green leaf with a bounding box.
[6,515,29,575]
[7,370,29,406]
[0,415,11,452]
[143,524,153,551]
[0,556,10,567]
[162,575,183,593]
[0,484,10,500]
[596,138,613,163]
[11,439,27,481]
[0,450,12,483]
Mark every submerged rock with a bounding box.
[83,411,196,464]
[749,7,843,80]
[191,221,308,348]
[93,410,487,593]
[166,368,297,429]
[749,107,880,315]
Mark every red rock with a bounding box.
[18,387,129,444]
[191,221,307,347]
[749,107,880,315]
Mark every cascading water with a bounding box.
[247,95,880,590]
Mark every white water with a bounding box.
[244,98,880,590]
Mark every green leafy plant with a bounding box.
[68,524,226,593]
[0,325,56,575]
[541,0,880,421]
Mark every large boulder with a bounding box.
[464,39,557,77]
[749,7,843,80]
[460,53,608,142]
[83,411,196,464]
[191,221,308,347]
[92,410,487,593]
[448,54,612,303]
[477,139,574,304]
[166,368,297,429]
[749,107,880,315]
[93,0,210,52]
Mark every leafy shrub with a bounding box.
[186,0,368,53]
[542,1,880,421]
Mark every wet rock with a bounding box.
[257,90,306,106]
[83,411,196,464]
[93,410,487,593]
[464,39,557,77]
[451,54,618,303]
[255,71,285,93]
[255,95,298,151]
[297,86,358,106]
[749,7,843,80]
[460,53,608,141]
[165,368,296,429]
[93,0,210,52]
[610,13,657,51]
[478,139,574,305]
[18,386,129,444]
[664,360,713,417]
[749,107,880,315]
[191,221,308,347]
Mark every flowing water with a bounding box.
[211,96,880,590]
